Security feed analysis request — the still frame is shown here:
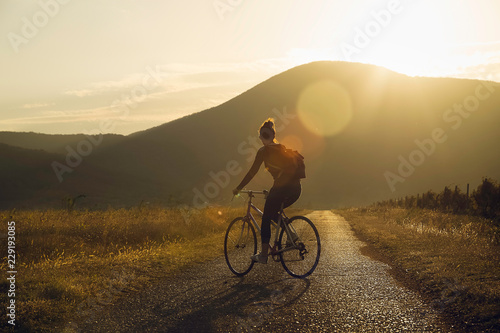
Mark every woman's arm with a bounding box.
[235,148,264,191]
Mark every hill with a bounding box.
[1,61,499,209]
[0,142,168,209]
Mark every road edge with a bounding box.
[339,214,465,333]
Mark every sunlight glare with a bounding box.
[358,2,457,78]
[286,48,331,67]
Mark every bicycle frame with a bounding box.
[240,190,300,254]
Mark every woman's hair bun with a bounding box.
[262,118,274,128]
[259,118,276,140]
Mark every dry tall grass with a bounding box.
[0,206,239,332]
[338,207,500,331]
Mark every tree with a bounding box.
[473,178,500,219]
[440,186,453,212]
[451,186,468,214]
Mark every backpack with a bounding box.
[266,145,306,180]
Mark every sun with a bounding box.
[362,42,439,77]
[356,2,454,78]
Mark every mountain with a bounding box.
[1,61,499,209]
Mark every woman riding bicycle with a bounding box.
[233,118,302,264]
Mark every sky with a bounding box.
[1,0,499,135]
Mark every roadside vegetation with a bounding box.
[337,178,500,331]
[0,205,241,332]
[0,202,311,332]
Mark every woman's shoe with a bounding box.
[250,253,268,264]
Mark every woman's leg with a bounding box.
[260,183,301,255]
[261,187,282,254]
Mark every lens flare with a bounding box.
[297,80,353,137]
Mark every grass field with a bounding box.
[337,207,500,332]
[0,203,310,332]
[0,205,243,332]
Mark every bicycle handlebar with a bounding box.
[240,189,268,194]
[239,189,269,198]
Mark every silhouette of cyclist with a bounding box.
[233,118,301,263]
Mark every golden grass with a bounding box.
[337,207,500,331]
[0,206,241,332]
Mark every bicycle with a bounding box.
[224,189,321,278]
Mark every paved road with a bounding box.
[70,211,451,332]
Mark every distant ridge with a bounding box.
[1,61,499,209]
[0,131,125,155]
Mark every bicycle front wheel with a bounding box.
[224,217,257,276]
[278,215,321,278]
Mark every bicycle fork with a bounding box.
[235,217,251,249]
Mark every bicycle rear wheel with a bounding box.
[278,215,320,278]
[224,217,257,276]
